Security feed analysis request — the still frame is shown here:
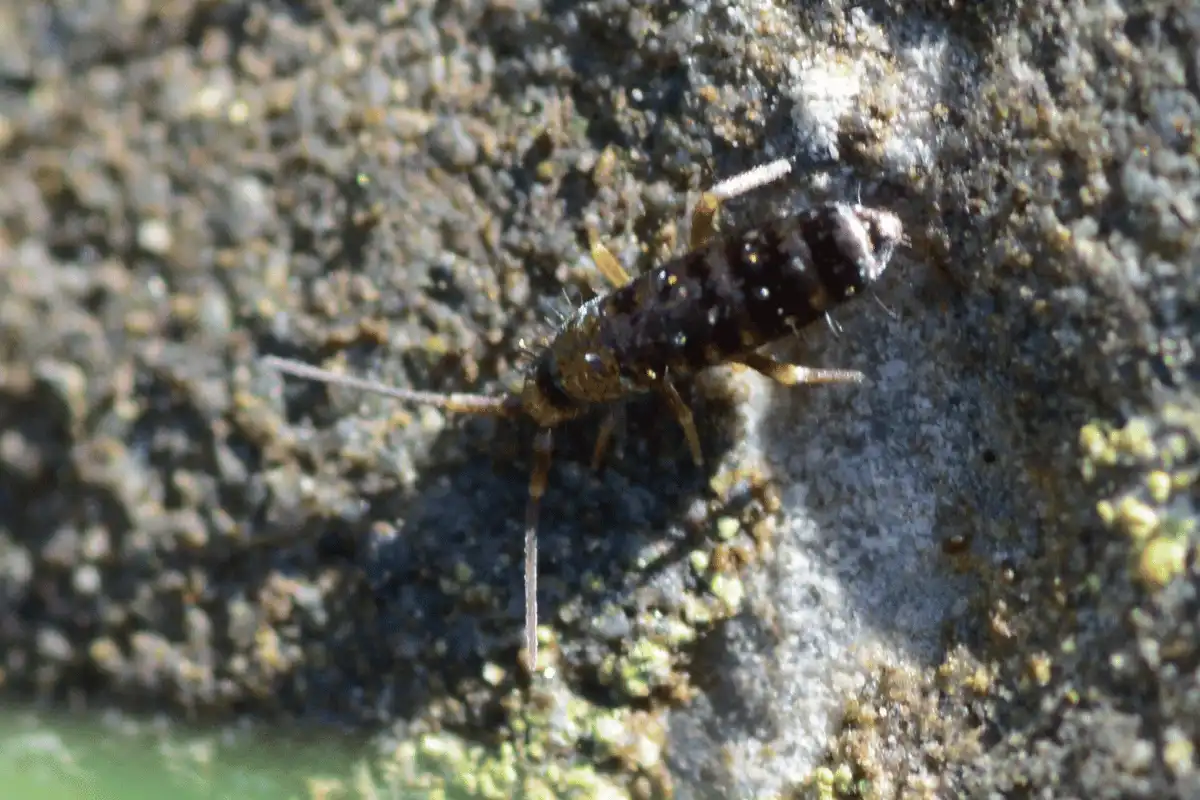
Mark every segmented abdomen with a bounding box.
[597,203,891,387]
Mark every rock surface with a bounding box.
[0,1,1196,798]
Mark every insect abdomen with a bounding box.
[599,202,899,383]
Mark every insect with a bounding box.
[263,158,904,673]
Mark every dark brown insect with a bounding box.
[263,158,904,673]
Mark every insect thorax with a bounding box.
[518,299,625,424]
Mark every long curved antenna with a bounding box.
[523,428,554,673]
[872,293,900,320]
[263,356,517,416]
[709,157,792,201]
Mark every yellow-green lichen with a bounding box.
[1137,535,1188,589]
[601,639,673,698]
[1115,495,1160,540]
[716,515,741,540]
[1145,470,1172,503]
[1112,418,1157,462]
[378,728,631,800]
[805,762,858,800]
[1163,729,1195,778]
[709,572,745,611]
[658,615,696,647]
[1080,412,1199,593]
[1079,421,1115,473]
[680,593,715,626]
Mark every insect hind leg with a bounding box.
[522,427,554,673]
[737,352,865,385]
[656,379,704,466]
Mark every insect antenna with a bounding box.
[523,428,553,673]
[263,355,520,417]
[266,352,545,670]
[540,301,567,326]
[872,294,900,320]
[824,312,845,337]
[708,157,793,201]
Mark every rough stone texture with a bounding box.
[0,0,1196,798]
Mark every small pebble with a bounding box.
[137,219,174,254]
[428,116,478,170]
[73,564,102,596]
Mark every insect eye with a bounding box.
[584,352,606,373]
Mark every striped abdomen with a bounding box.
[598,202,901,388]
[520,202,902,422]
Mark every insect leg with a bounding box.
[587,228,634,288]
[736,352,865,385]
[590,409,620,472]
[656,379,704,466]
[689,191,721,250]
[693,157,793,249]
[523,427,554,672]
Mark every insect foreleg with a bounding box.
[523,427,554,672]
[736,352,865,386]
[590,409,621,472]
